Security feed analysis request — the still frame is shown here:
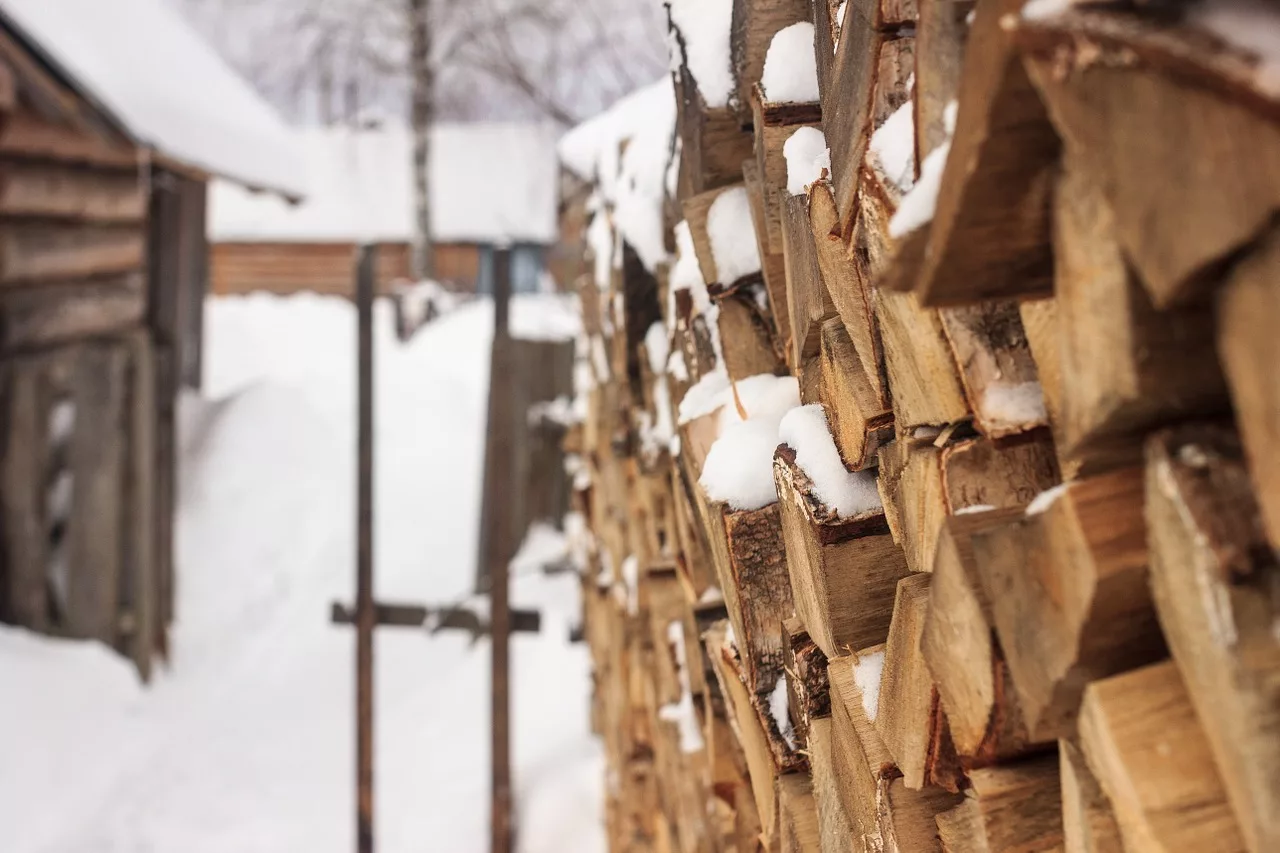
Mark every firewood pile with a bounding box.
[561,1,1280,851]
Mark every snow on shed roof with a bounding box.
[0,0,307,198]
[558,78,674,189]
[210,123,559,246]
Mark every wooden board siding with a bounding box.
[211,241,484,298]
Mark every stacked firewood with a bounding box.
[563,1,1280,851]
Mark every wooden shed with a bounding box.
[210,123,560,297]
[0,0,304,677]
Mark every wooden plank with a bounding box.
[0,353,54,631]
[970,468,1166,741]
[912,0,1059,306]
[0,225,144,285]
[1217,225,1280,550]
[1018,8,1280,308]
[0,274,146,352]
[63,340,128,646]
[0,165,146,222]
[1078,661,1247,853]
[774,444,908,659]
[1145,425,1280,853]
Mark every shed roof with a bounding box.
[210,123,560,246]
[0,0,306,198]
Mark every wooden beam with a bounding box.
[0,225,144,285]
[0,273,145,353]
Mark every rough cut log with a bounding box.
[808,182,884,402]
[806,716,856,852]
[730,0,812,122]
[778,773,822,853]
[935,755,1064,853]
[702,494,796,695]
[911,0,1059,306]
[774,444,909,659]
[1217,225,1280,550]
[717,289,787,381]
[824,0,883,232]
[753,89,822,254]
[938,301,1047,438]
[0,165,146,222]
[923,508,1040,765]
[1145,425,1280,853]
[1060,738,1124,853]
[829,652,963,852]
[1018,8,1280,308]
[818,317,892,471]
[0,273,145,352]
[874,288,970,430]
[782,616,830,746]
[1017,295,1076,476]
[744,158,792,345]
[914,0,974,160]
[781,193,837,367]
[1054,162,1227,475]
[0,110,138,169]
[970,468,1166,741]
[875,573,962,792]
[1078,660,1248,853]
[0,225,144,284]
[674,63,755,200]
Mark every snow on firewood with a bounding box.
[869,101,916,193]
[1027,482,1070,516]
[889,101,958,239]
[779,404,883,518]
[559,78,674,193]
[613,91,677,272]
[1188,0,1280,96]
[785,126,832,196]
[645,321,671,376]
[668,0,736,109]
[768,677,798,750]
[854,649,887,722]
[657,621,706,754]
[708,187,763,285]
[678,368,733,425]
[698,374,801,510]
[1021,0,1073,20]
[978,381,1047,432]
[762,22,820,104]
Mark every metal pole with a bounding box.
[489,248,513,853]
[355,244,377,853]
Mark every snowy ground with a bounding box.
[0,293,603,853]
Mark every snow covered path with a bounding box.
[0,294,602,853]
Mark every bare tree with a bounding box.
[408,0,433,279]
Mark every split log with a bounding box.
[1059,738,1124,853]
[744,158,792,345]
[730,0,812,122]
[716,289,787,381]
[875,573,962,792]
[923,508,1040,765]
[774,444,909,659]
[1018,7,1280,308]
[824,0,883,231]
[1078,660,1248,853]
[806,716,856,853]
[683,183,743,290]
[1145,424,1280,853]
[752,88,822,253]
[970,468,1166,740]
[1217,225,1280,550]
[818,317,892,471]
[1054,162,1227,475]
[829,653,964,852]
[782,616,830,746]
[778,773,822,853]
[938,301,1047,439]
[781,192,837,366]
[673,62,755,200]
[874,288,970,430]
[914,0,974,160]
[935,755,1064,853]
[911,0,1059,306]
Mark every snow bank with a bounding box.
[869,101,916,192]
[1,0,306,197]
[762,22,820,103]
[708,187,763,285]
[854,649,886,722]
[785,126,831,196]
[668,0,736,108]
[779,405,882,518]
